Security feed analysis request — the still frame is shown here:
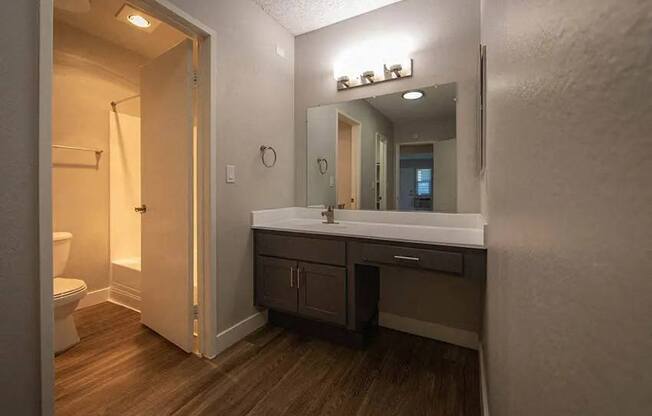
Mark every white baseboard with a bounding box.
[109,282,141,312]
[379,312,479,350]
[479,343,490,416]
[215,310,268,356]
[77,287,109,309]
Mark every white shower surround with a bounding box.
[109,111,142,310]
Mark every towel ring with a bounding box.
[317,158,328,175]
[260,145,277,168]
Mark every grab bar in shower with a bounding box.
[52,144,103,156]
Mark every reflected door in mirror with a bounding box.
[336,112,361,209]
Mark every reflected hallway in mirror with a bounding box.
[307,83,458,212]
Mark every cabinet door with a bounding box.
[256,256,298,313]
[297,262,347,326]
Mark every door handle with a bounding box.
[296,268,301,289]
[393,255,420,263]
[289,267,294,288]
[135,204,147,214]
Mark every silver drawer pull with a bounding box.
[289,267,294,287]
[393,255,420,262]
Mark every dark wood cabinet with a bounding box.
[297,262,347,325]
[255,255,348,326]
[255,256,298,313]
[254,229,486,347]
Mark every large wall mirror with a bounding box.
[307,83,459,212]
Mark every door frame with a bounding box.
[394,141,436,211]
[374,132,388,210]
[335,110,362,209]
[37,1,218,414]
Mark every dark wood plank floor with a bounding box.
[55,302,480,416]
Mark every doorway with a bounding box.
[39,1,217,413]
[336,111,361,209]
[396,142,435,211]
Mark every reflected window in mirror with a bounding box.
[416,169,432,197]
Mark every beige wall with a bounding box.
[53,22,144,292]
[295,0,481,213]
[482,0,652,415]
[169,0,295,332]
[0,2,43,414]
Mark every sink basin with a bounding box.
[287,219,348,230]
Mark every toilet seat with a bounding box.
[54,277,87,305]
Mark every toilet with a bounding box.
[53,232,87,354]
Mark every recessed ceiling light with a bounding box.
[127,14,151,28]
[402,90,424,100]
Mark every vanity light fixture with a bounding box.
[402,90,424,100]
[362,71,376,84]
[388,64,403,78]
[127,14,151,28]
[334,60,413,91]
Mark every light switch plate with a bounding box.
[226,165,236,183]
[275,45,286,59]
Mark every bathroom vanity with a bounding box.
[252,208,487,346]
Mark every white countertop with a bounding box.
[251,207,486,248]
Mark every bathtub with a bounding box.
[110,257,141,311]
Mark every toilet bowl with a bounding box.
[53,232,87,354]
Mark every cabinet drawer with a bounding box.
[255,231,346,266]
[360,243,463,275]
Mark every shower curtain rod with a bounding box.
[52,144,103,156]
[110,94,140,110]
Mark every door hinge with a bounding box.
[192,71,199,88]
[192,304,199,319]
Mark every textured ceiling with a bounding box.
[253,0,404,35]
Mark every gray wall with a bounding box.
[482,0,652,415]
[307,100,393,209]
[393,117,456,144]
[0,1,43,414]
[170,0,295,332]
[433,139,457,212]
[296,0,482,335]
[295,0,481,213]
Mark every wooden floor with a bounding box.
[55,302,480,416]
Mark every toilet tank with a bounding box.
[53,232,73,277]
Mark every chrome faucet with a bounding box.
[321,205,337,224]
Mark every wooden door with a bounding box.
[256,256,298,313]
[140,39,195,352]
[297,262,347,325]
